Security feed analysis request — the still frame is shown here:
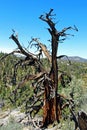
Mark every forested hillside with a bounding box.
[0,8,87,130]
[0,52,87,129]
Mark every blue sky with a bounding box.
[0,0,87,58]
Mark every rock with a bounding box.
[23,128,29,130]
[0,102,4,109]
[21,117,29,125]
[10,109,26,123]
[0,122,3,126]
[0,110,10,119]
[0,116,9,126]
[0,109,26,126]
[0,110,10,126]
[0,99,5,108]
[0,108,43,130]
[45,125,58,130]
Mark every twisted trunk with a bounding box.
[42,33,61,126]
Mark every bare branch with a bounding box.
[74,25,78,31]
[30,38,52,63]
[10,34,30,57]
[11,72,45,94]
[59,25,78,37]
[39,9,57,34]
[57,55,71,65]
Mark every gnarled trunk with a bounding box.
[42,32,60,126]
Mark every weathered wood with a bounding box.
[0,9,78,129]
[40,9,60,126]
[30,38,52,63]
[78,111,87,130]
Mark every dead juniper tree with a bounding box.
[0,9,78,128]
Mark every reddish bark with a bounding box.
[40,9,60,126]
[1,9,78,128]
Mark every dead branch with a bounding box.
[39,9,58,36]
[36,91,44,98]
[59,25,78,37]
[10,34,29,57]
[57,55,71,65]
[11,72,45,94]
[78,111,87,130]
[30,38,52,63]
[10,35,43,66]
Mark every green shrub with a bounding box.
[0,122,23,130]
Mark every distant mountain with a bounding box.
[62,56,87,62]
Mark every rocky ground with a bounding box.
[0,108,41,130]
[0,108,61,130]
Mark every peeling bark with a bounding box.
[0,9,78,128]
